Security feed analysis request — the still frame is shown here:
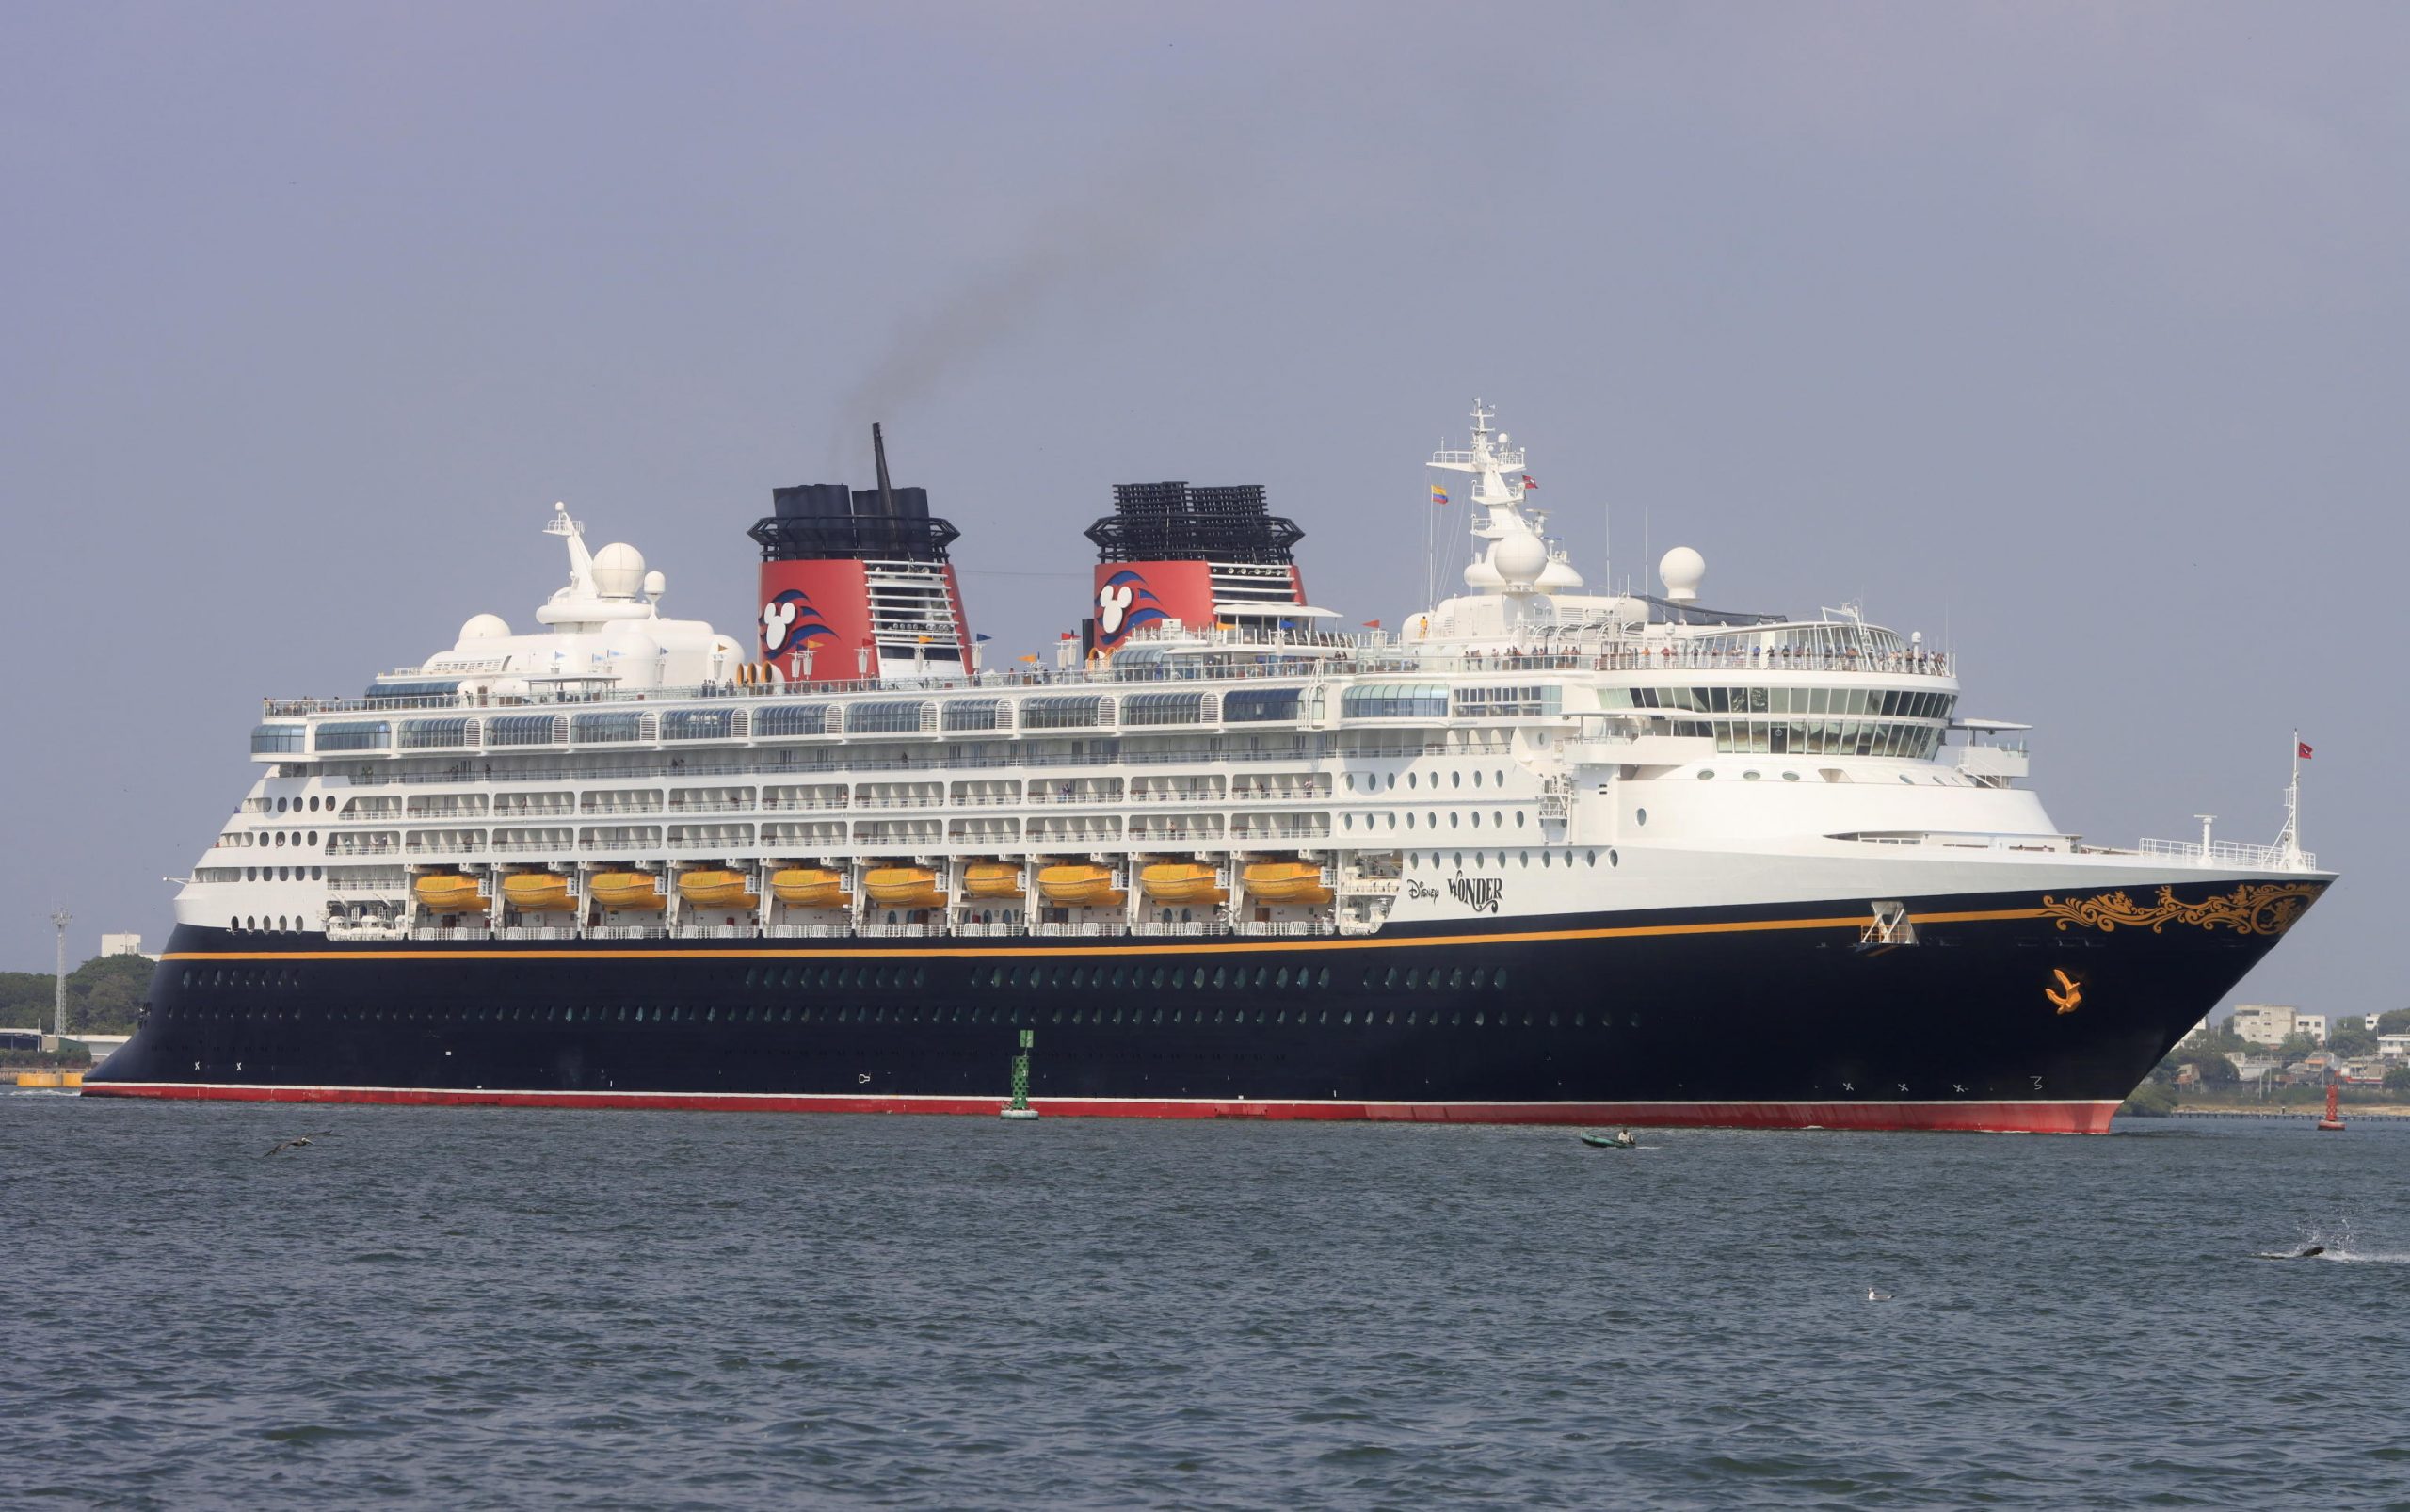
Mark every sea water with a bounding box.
[4,1098,2404,1509]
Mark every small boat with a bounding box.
[412,873,485,911]
[864,866,947,909]
[1243,861,1332,906]
[678,869,759,909]
[961,861,1024,899]
[1580,1130,1640,1150]
[771,867,849,909]
[1038,863,1125,908]
[1141,861,1227,906]
[501,872,574,912]
[587,871,667,910]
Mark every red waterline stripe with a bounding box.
[80,1082,2117,1134]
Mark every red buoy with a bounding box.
[2317,1081,2345,1132]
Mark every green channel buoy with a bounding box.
[1000,1028,1039,1120]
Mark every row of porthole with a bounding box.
[242,866,326,881]
[230,917,308,933]
[269,796,330,812]
[971,962,1340,993]
[1408,849,1615,870]
[1345,810,1529,832]
[1344,769,1510,793]
[179,968,303,990]
[1698,770,1806,782]
[249,830,320,847]
[165,999,1617,1032]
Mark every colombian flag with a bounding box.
[1430,483,1450,506]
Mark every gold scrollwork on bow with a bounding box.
[2037,882,2320,937]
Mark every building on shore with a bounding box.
[99,934,150,959]
[2230,1005,2300,1047]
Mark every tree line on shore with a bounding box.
[0,954,153,1037]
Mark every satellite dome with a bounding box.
[459,613,510,640]
[1463,555,1506,591]
[592,542,646,599]
[1536,555,1585,592]
[1491,533,1549,587]
[641,570,667,601]
[1658,546,1706,604]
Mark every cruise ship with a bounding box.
[87,406,2331,1132]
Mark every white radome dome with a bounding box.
[1490,533,1550,587]
[1658,546,1706,603]
[1536,556,1585,591]
[592,542,647,599]
[1463,555,1506,590]
[459,613,511,640]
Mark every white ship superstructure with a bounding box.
[191,405,2312,950]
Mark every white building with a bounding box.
[2229,1005,2297,1047]
[2378,1035,2410,1062]
[99,933,150,959]
[2293,1014,2329,1046]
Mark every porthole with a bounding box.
[1899,774,1914,784]
[1408,772,1419,790]
[1697,770,1715,780]
[276,797,289,813]
[308,830,318,844]
[1493,811,1503,828]
[1472,771,1484,789]
[1449,812,1459,829]
[1470,812,1481,828]
[1406,813,1417,829]
[1515,811,1525,828]
[1451,771,1461,789]
[1635,809,1647,826]
[1743,771,1761,781]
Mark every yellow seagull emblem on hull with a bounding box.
[2045,969,2083,1015]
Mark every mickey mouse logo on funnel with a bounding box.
[1094,569,1168,648]
[760,588,838,656]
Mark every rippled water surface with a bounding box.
[6,1097,2406,1509]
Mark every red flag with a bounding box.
[1361,619,1382,629]
[2298,741,2314,759]
[1520,475,1539,489]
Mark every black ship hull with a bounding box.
[86,879,2325,1134]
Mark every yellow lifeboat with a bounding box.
[679,869,759,910]
[588,871,667,911]
[771,867,850,909]
[413,873,485,911]
[864,866,947,909]
[961,861,1024,899]
[1243,861,1332,906]
[1038,863,1126,909]
[1140,862,1227,906]
[501,872,575,912]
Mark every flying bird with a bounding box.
[264,1132,331,1157]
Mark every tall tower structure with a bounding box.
[51,909,71,1039]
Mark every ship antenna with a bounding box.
[873,421,896,515]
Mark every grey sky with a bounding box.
[4,2,2401,1021]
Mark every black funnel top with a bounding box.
[1085,482,1303,565]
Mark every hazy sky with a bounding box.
[4,2,2402,1020]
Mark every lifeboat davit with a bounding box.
[1243,861,1332,906]
[864,866,947,909]
[1140,862,1227,906]
[501,872,574,912]
[587,871,667,911]
[413,873,485,911]
[1038,863,1126,909]
[678,869,759,909]
[771,867,850,909]
[961,861,1024,899]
